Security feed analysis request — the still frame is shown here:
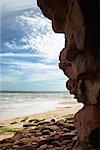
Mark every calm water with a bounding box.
[0,91,75,119]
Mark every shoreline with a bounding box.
[0,98,76,121]
[0,101,83,122]
[0,102,83,140]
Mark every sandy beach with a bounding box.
[0,101,83,140]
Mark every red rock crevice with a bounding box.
[37,0,100,149]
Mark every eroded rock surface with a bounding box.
[37,0,100,149]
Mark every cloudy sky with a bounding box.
[0,0,67,91]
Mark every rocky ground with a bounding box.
[0,117,95,150]
[0,117,77,150]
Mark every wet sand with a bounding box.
[0,102,83,140]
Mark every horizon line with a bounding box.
[0,90,67,93]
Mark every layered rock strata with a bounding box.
[37,0,100,149]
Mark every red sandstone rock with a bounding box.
[84,79,100,104]
[37,0,100,148]
[0,118,78,150]
[74,105,100,143]
[37,0,66,32]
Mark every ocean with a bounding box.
[0,91,76,120]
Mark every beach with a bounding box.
[0,92,83,141]
[0,92,83,149]
[0,102,84,150]
[0,91,80,120]
[0,103,83,141]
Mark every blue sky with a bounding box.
[0,0,67,91]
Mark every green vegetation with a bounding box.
[20,116,29,122]
[28,118,45,123]
[67,114,74,118]
[0,126,20,134]
[10,121,18,125]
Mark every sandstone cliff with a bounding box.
[37,0,100,149]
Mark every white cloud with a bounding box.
[0,76,17,82]
[0,53,38,57]
[1,58,67,82]
[5,40,31,50]
[1,0,37,15]
[5,11,64,63]
[1,6,67,90]
[1,59,56,70]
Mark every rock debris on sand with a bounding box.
[0,117,78,150]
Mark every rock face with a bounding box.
[37,0,100,149]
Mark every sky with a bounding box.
[0,0,67,91]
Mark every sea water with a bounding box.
[0,91,76,119]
